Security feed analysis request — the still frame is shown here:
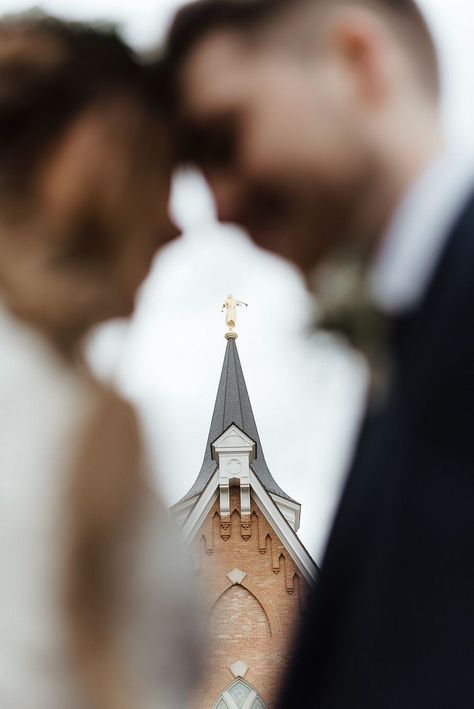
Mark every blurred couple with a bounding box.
[1,1,473,709]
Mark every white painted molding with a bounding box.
[250,470,318,585]
[220,686,258,709]
[178,470,220,545]
[211,425,256,460]
[171,458,318,586]
[213,424,255,518]
[270,493,301,533]
[170,495,197,529]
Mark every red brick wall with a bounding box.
[190,486,311,708]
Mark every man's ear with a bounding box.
[327,7,393,104]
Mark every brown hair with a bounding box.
[0,15,161,708]
[68,387,146,709]
[0,15,162,211]
[162,0,440,114]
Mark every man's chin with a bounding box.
[246,224,313,275]
[246,224,290,258]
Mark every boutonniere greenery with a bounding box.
[309,251,393,408]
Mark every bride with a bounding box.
[0,15,198,709]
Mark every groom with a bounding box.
[163,1,474,707]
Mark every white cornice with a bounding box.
[175,470,220,545]
[270,493,301,532]
[170,495,197,528]
[250,471,318,585]
[211,423,256,461]
[171,467,318,585]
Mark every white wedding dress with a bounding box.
[0,300,199,709]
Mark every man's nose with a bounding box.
[157,213,180,248]
[205,170,242,224]
[165,215,181,242]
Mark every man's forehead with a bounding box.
[179,31,259,120]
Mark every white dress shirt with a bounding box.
[369,150,474,315]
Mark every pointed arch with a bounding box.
[212,511,220,546]
[230,508,241,537]
[208,574,282,642]
[293,572,302,612]
[210,585,271,639]
[253,511,266,553]
[230,485,241,513]
[213,679,266,709]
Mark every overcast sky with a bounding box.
[1,0,473,561]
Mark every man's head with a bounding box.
[165,0,442,274]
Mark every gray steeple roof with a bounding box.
[179,337,297,504]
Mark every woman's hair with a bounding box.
[0,15,160,708]
[0,14,161,213]
[68,389,146,709]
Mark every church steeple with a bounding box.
[179,336,295,506]
[170,314,318,709]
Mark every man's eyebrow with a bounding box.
[175,115,237,165]
[178,111,238,141]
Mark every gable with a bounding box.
[184,480,318,587]
[212,423,256,457]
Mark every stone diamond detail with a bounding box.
[229,660,249,678]
[227,568,247,585]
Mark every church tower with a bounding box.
[171,313,318,709]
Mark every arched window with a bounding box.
[213,679,266,709]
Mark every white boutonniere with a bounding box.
[309,251,393,408]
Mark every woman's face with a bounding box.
[0,98,179,347]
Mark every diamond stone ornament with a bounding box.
[227,568,247,585]
[229,660,249,678]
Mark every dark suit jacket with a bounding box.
[278,192,474,709]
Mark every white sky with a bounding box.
[1,0,473,562]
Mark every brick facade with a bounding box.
[190,486,311,708]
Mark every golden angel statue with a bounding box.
[222,294,248,331]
